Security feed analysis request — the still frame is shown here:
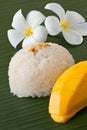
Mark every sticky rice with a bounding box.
[8,43,75,97]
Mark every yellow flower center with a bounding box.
[24,28,33,37]
[60,22,68,32]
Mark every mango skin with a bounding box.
[49,61,87,123]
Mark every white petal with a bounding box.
[45,16,61,35]
[65,11,85,24]
[71,22,87,36]
[7,29,24,48]
[26,10,46,28]
[45,3,65,20]
[63,30,83,45]
[22,36,37,48]
[12,9,28,31]
[33,26,48,42]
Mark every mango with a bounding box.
[49,61,87,123]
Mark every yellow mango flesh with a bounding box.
[49,61,87,123]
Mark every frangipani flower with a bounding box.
[7,9,47,48]
[45,3,87,45]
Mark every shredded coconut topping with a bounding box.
[28,43,50,55]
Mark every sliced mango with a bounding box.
[49,61,87,123]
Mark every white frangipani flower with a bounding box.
[45,3,87,45]
[7,9,48,48]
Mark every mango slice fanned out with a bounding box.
[49,61,87,123]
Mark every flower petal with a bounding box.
[26,10,46,28]
[45,16,61,35]
[7,29,24,48]
[12,9,28,31]
[45,3,65,20]
[71,22,87,36]
[63,30,83,45]
[22,36,37,48]
[33,26,48,42]
[65,11,85,24]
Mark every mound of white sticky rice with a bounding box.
[8,43,75,97]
